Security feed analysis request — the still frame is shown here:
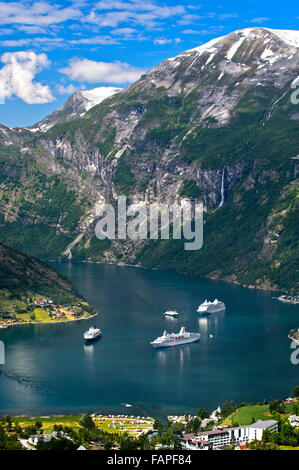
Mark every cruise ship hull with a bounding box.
[151,334,200,348]
[197,306,226,315]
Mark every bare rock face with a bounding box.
[27,87,121,133]
[0,28,298,291]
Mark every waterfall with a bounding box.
[219,167,225,207]
[262,90,288,125]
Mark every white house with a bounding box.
[228,420,277,444]
[289,415,299,427]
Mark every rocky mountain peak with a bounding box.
[27,86,122,133]
[128,27,298,126]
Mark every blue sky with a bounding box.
[0,0,297,127]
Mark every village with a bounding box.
[0,296,95,327]
[1,391,298,451]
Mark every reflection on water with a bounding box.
[156,345,191,373]
[84,344,95,357]
[197,311,226,338]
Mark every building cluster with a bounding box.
[29,298,84,319]
[168,406,221,429]
[179,420,278,450]
[18,430,72,449]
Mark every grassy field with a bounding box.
[221,403,295,426]
[94,415,154,437]
[279,446,299,450]
[13,415,82,433]
[11,414,154,437]
[33,308,54,322]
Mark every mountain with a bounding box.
[27,86,122,132]
[0,27,298,292]
[0,242,95,324]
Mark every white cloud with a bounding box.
[87,1,186,29]
[0,36,64,49]
[60,58,145,84]
[182,29,202,34]
[0,51,54,103]
[218,13,239,20]
[69,35,120,45]
[250,17,270,24]
[111,27,137,35]
[56,83,79,95]
[177,14,201,25]
[154,38,172,45]
[17,25,48,34]
[0,1,82,26]
[154,37,181,45]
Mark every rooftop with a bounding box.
[250,420,277,429]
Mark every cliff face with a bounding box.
[0,28,298,292]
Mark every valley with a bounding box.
[0,28,298,293]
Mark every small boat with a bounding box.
[209,334,214,338]
[164,310,179,318]
[83,326,101,342]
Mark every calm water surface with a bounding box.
[0,262,298,418]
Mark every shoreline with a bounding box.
[50,259,293,296]
[288,335,299,345]
[0,311,99,329]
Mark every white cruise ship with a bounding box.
[150,327,200,348]
[197,299,226,315]
[83,326,101,342]
[164,310,179,317]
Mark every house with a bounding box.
[28,434,51,446]
[201,418,213,428]
[210,406,221,423]
[289,415,299,427]
[77,445,87,450]
[284,397,296,403]
[28,430,72,446]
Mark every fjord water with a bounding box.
[0,262,298,418]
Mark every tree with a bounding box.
[80,414,95,430]
[221,401,237,418]
[104,436,114,450]
[198,407,209,419]
[35,420,42,430]
[36,437,77,451]
[153,419,164,434]
[0,425,23,450]
[262,429,271,443]
[269,400,283,414]
[119,433,138,450]
[290,385,299,398]
[185,418,201,433]
[292,402,299,415]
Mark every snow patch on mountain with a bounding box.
[226,29,253,60]
[79,87,122,112]
[27,86,123,133]
[266,29,299,48]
